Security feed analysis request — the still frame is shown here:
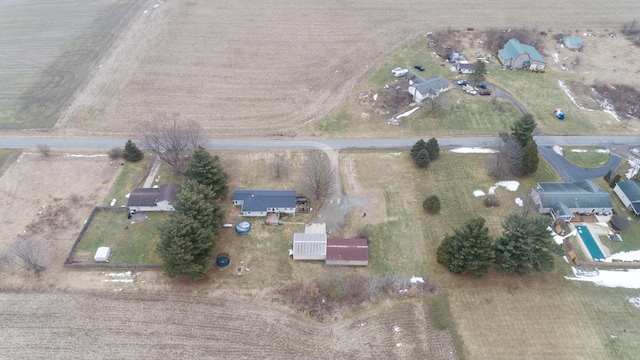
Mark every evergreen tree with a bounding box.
[426,137,440,160]
[471,61,487,86]
[184,146,230,198]
[511,114,537,147]
[423,195,441,214]
[603,170,612,182]
[157,213,214,280]
[410,139,428,160]
[174,179,225,235]
[521,140,539,175]
[494,213,560,275]
[123,139,144,162]
[609,173,622,188]
[414,148,431,168]
[436,217,494,277]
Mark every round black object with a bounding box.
[216,253,230,269]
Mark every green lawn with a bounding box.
[76,210,166,264]
[561,147,611,168]
[102,155,154,207]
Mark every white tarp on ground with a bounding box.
[94,247,111,262]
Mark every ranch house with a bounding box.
[530,180,613,221]
[232,189,296,216]
[404,72,449,102]
[127,183,179,213]
[498,38,546,70]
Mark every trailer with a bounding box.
[553,108,565,120]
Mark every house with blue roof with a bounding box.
[530,180,613,221]
[498,38,546,70]
[232,189,297,216]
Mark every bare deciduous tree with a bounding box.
[139,113,205,174]
[270,154,289,179]
[518,191,539,217]
[37,144,51,157]
[302,151,336,201]
[10,236,47,274]
[491,133,523,178]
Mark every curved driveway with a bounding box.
[538,146,622,182]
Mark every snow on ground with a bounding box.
[450,147,498,154]
[65,154,108,158]
[595,149,610,154]
[495,181,519,191]
[571,149,588,153]
[395,107,420,119]
[547,227,576,245]
[629,297,640,309]
[110,199,116,206]
[553,145,564,156]
[558,80,593,111]
[515,197,523,207]
[626,157,640,179]
[410,276,425,284]
[473,190,485,197]
[606,250,640,262]
[565,268,640,289]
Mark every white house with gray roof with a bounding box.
[530,180,613,221]
[232,189,296,216]
[613,180,640,216]
[403,71,449,102]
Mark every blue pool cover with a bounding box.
[576,226,605,261]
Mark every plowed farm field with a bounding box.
[54,0,640,136]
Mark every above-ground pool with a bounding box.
[576,226,605,261]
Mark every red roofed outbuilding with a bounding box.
[326,238,369,266]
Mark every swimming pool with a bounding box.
[576,225,605,261]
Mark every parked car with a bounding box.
[414,64,425,71]
[479,89,491,96]
[391,67,403,74]
[392,68,408,77]
[456,79,467,85]
[476,83,487,89]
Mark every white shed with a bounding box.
[94,247,111,262]
[292,233,327,260]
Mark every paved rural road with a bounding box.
[0,135,638,150]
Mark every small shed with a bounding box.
[94,247,111,262]
[326,238,369,266]
[562,35,583,51]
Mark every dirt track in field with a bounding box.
[56,0,640,137]
[0,291,454,359]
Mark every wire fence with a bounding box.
[63,206,164,270]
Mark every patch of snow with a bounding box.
[388,152,402,156]
[571,149,588,153]
[393,326,401,332]
[565,269,640,289]
[152,185,159,188]
[373,93,378,101]
[110,199,116,206]
[553,145,564,156]
[552,53,559,62]
[65,154,108,158]
[563,255,569,263]
[606,250,640,262]
[450,147,498,154]
[626,157,640,179]
[558,80,593,111]
[125,193,130,198]
[515,197,523,207]
[495,181,519,191]
[396,343,403,347]
[102,279,134,283]
[595,149,610,154]
[473,190,485,197]
[395,107,420,119]
[488,186,497,194]
[628,297,640,309]
[410,276,425,284]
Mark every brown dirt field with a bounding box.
[54,0,640,137]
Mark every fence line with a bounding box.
[63,206,164,270]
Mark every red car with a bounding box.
[479,89,491,96]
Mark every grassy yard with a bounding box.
[563,147,611,168]
[102,155,154,207]
[76,210,166,264]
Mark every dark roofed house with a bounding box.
[403,70,426,85]
[498,38,546,70]
[326,238,368,266]
[530,180,613,221]
[127,183,179,213]
[613,180,640,216]
[232,190,296,216]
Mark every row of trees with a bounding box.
[411,138,440,168]
[493,114,539,178]
[437,214,561,277]
[156,147,229,280]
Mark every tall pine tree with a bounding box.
[511,114,536,147]
[184,146,230,199]
[174,179,225,235]
[494,213,560,275]
[410,139,428,160]
[415,148,431,168]
[123,139,144,162]
[521,140,539,175]
[426,137,440,160]
[436,217,494,277]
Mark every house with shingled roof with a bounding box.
[530,180,613,221]
[498,38,546,70]
[127,183,179,213]
[232,189,296,216]
[613,180,640,216]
